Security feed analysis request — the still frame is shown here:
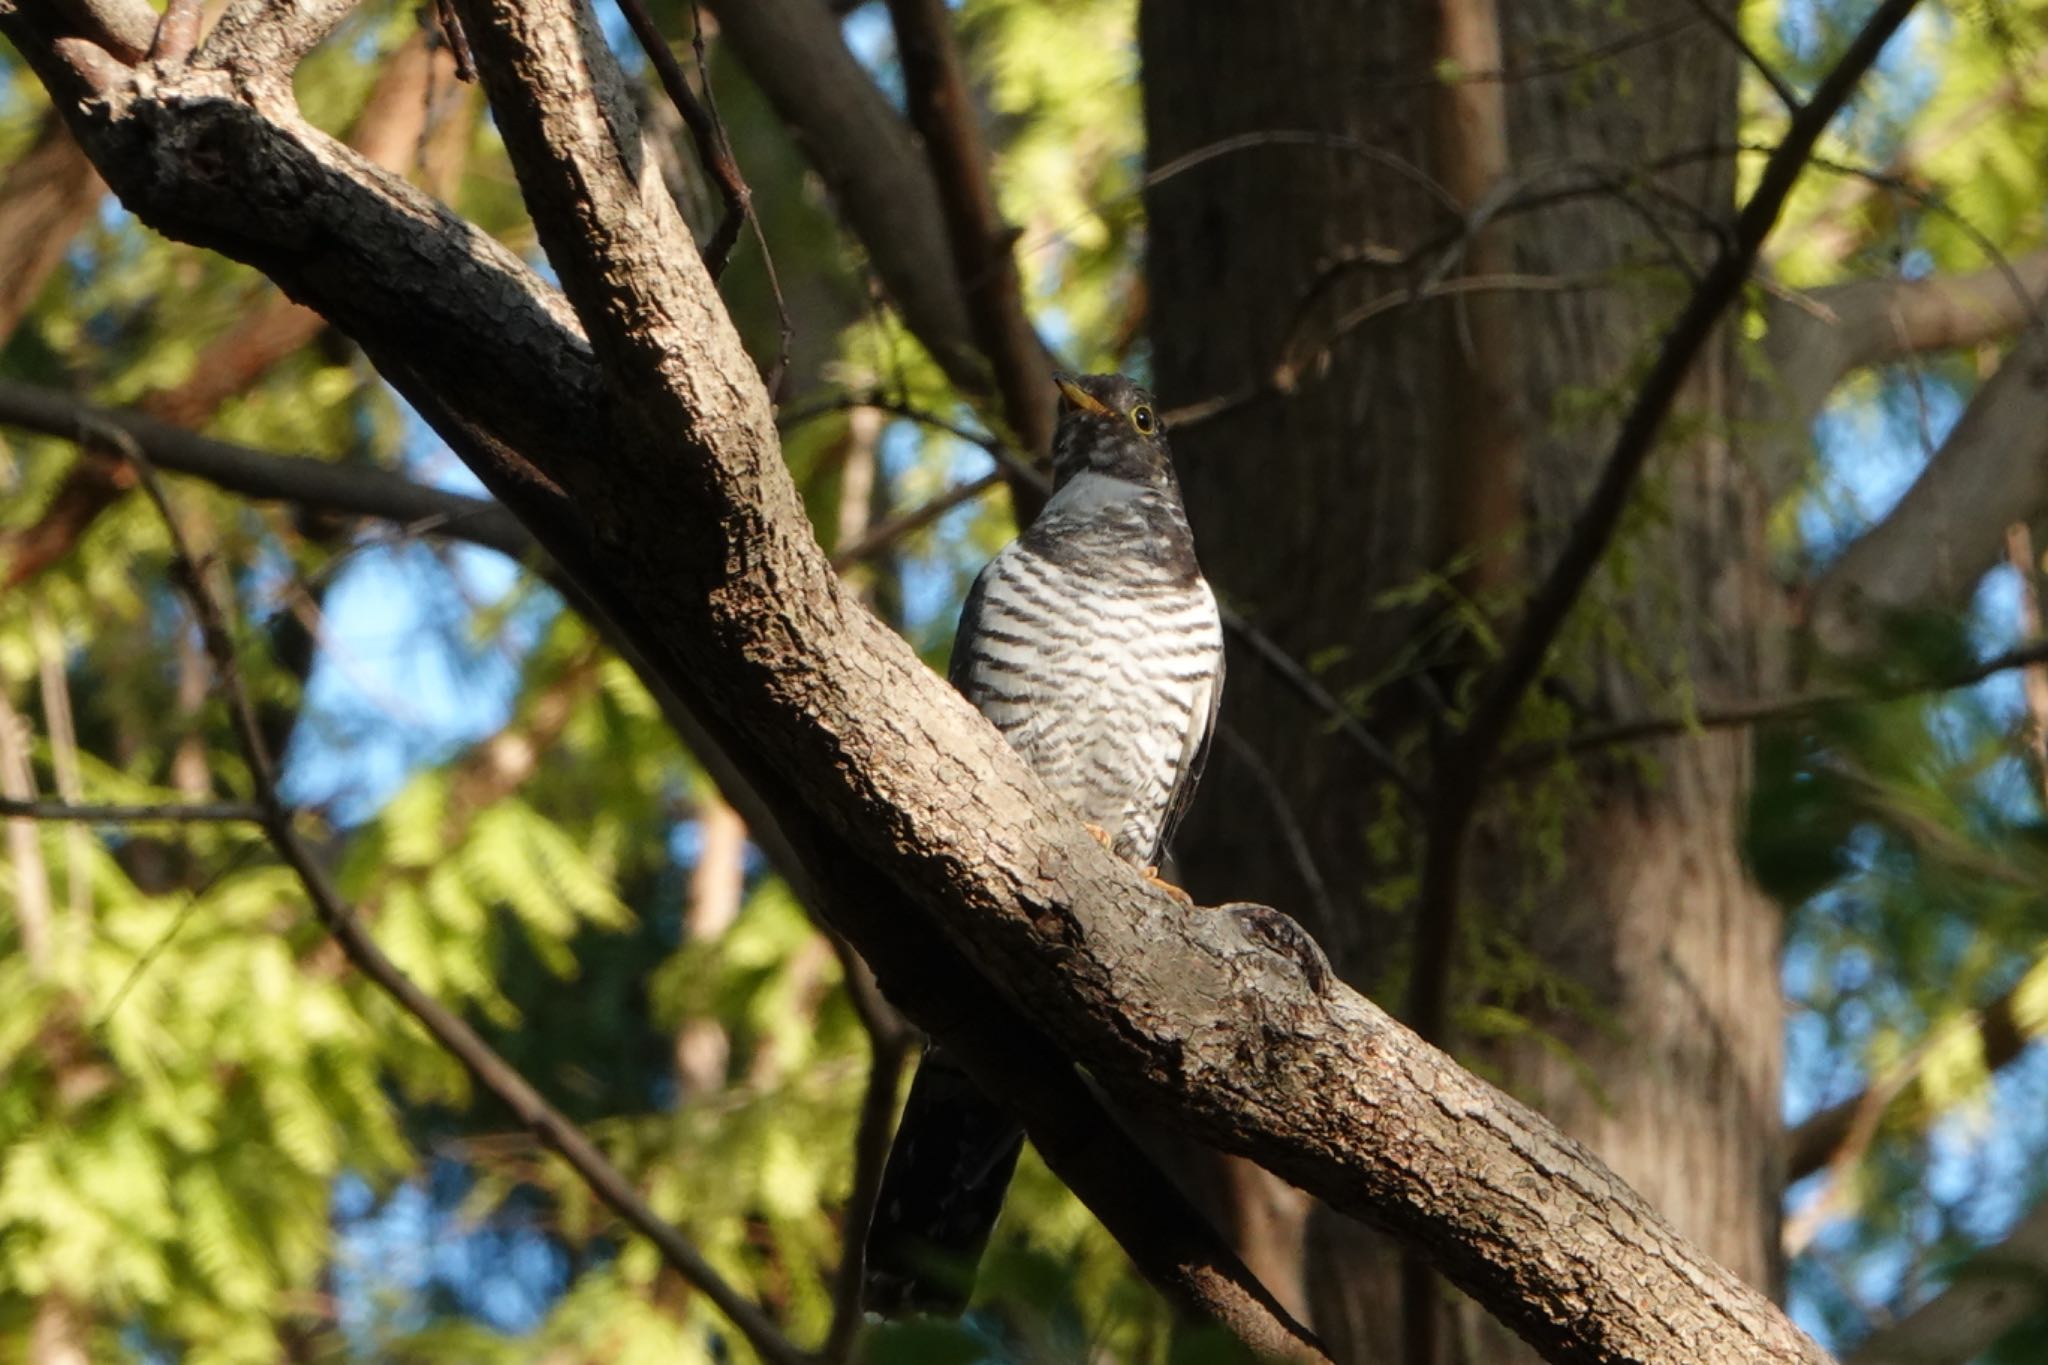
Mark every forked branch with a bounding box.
[3,0,1836,1356]
[1408,0,1924,1046]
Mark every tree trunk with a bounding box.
[1141,4,1784,1359]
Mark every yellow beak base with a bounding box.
[1055,376,1114,418]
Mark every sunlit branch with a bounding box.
[883,0,1054,511]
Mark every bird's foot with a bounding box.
[1143,865,1195,905]
[1082,822,1114,849]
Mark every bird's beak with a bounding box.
[1054,374,1113,418]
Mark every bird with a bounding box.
[861,371,1225,1318]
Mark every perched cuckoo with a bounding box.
[862,371,1225,1317]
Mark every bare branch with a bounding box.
[885,0,1054,474]
[118,437,814,1365]
[614,0,749,276]
[830,470,1000,570]
[1815,249,2048,370]
[1684,0,1798,112]
[0,379,535,565]
[825,1029,908,1363]
[1845,1193,2048,1365]
[148,0,203,63]
[196,0,361,83]
[1788,963,2044,1183]
[0,797,265,823]
[1498,637,2048,770]
[1410,0,1924,1045]
[701,0,984,391]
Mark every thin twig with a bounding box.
[831,471,1000,570]
[615,0,749,277]
[1406,0,1924,1047]
[1217,727,1334,930]
[820,931,908,1356]
[1683,0,1799,113]
[1220,603,1419,804]
[432,0,476,81]
[98,842,265,1025]
[0,796,265,823]
[1144,129,1461,219]
[118,442,813,1365]
[689,2,792,393]
[1498,637,2048,772]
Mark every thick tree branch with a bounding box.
[884,0,1055,473]
[0,379,534,563]
[700,0,983,392]
[5,3,1834,1356]
[1751,248,2048,503]
[1815,249,2048,371]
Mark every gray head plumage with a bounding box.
[1049,373,1176,490]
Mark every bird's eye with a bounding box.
[1130,404,1156,434]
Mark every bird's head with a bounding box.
[1049,372,1174,489]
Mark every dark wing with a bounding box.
[946,558,996,699]
[1152,632,1224,865]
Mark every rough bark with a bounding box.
[0,0,1838,1358]
[1143,4,1784,1359]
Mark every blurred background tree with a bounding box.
[1,1,2047,1362]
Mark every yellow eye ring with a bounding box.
[1130,404,1157,434]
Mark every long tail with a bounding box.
[861,1046,1025,1318]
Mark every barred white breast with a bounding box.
[952,471,1224,864]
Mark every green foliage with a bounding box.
[15,0,2048,1361]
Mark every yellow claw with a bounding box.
[1143,865,1195,905]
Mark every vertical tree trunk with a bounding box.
[1140,4,1783,1359]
